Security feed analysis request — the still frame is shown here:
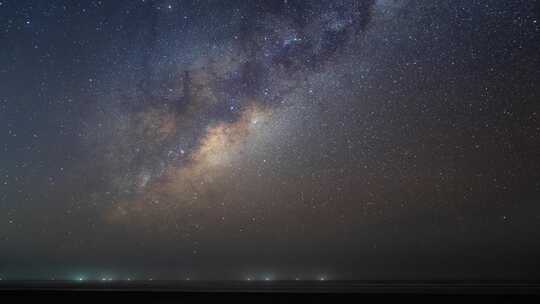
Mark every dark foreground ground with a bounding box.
[2,280,540,292]
[1,280,540,303]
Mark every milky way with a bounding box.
[1,0,539,280]
[84,1,382,231]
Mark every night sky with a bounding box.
[1,0,540,281]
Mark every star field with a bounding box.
[0,0,539,281]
